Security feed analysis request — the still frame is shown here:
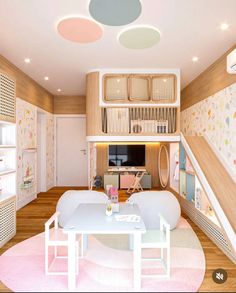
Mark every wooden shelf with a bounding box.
[22,148,37,153]
[20,182,35,190]
[0,169,16,176]
[0,192,16,203]
[185,170,195,175]
[0,145,16,149]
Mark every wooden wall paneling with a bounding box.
[96,144,108,177]
[53,95,86,114]
[145,144,160,187]
[0,55,54,113]
[86,72,103,136]
[181,44,236,111]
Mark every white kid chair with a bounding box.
[141,213,171,278]
[44,211,83,275]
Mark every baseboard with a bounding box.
[46,183,54,191]
[17,193,37,211]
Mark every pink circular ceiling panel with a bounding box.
[57,17,103,43]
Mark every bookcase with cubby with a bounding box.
[179,143,220,227]
[0,121,16,248]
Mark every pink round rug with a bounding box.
[0,217,205,292]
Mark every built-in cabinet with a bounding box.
[104,172,152,189]
[179,143,220,226]
[0,73,17,248]
[0,122,17,248]
[103,73,176,104]
[0,122,16,198]
[86,70,180,138]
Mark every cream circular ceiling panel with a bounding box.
[89,0,142,26]
[119,26,161,49]
[57,17,103,43]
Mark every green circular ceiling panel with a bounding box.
[119,26,161,49]
[89,0,142,26]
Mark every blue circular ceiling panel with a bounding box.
[89,0,142,26]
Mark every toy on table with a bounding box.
[108,186,119,203]
[105,184,113,195]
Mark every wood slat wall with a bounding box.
[181,44,236,111]
[96,143,160,187]
[86,72,103,136]
[0,55,54,113]
[54,95,86,114]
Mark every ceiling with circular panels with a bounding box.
[57,17,103,43]
[0,0,235,95]
[89,0,142,26]
[119,26,161,49]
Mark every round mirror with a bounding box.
[158,144,170,188]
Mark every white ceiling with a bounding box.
[0,0,235,96]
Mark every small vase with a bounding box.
[106,209,112,216]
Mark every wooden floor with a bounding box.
[0,187,236,292]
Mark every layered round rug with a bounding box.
[0,217,205,292]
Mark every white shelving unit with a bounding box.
[0,122,16,196]
[195,176,220,227]
[179,142,220,226]
[0,121,16,248]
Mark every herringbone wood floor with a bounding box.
[0,187,235,292]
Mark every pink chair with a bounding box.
[126,171,145,194]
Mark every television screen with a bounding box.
[108,145,145,167]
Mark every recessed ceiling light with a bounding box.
[220,23,229,31]
[44,76,49,81]
[24,58,31,63]
[163,79,167,82]
[57,88,61,92]
[192,56,199,62]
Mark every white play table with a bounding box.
[63,203,146,290]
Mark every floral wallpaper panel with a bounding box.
[16,98,54,206]
[181,82,236,178]
[16,98,37,204]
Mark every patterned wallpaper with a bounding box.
[16,98,37,205]
[16,98,54,207]
[181,82,236,178]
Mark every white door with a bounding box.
[56,117,88,186]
